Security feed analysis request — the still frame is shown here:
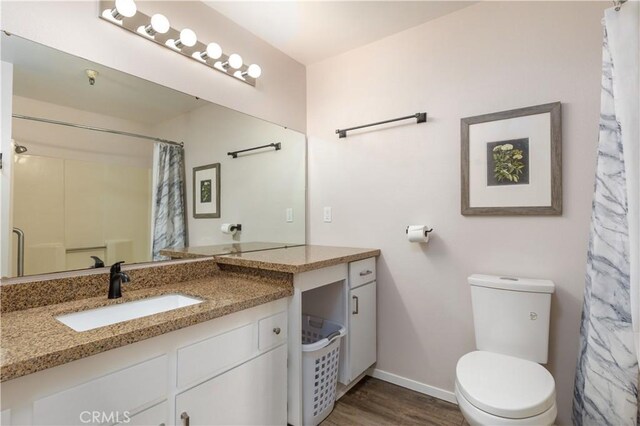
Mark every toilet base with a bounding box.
[455,384,557,426]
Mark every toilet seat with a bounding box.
[455,351,556,419]
[455,384,557,426]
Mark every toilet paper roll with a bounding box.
[221,223,238,235]
[407,225,431,243]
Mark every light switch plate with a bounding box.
[286,208,293,223]
[323,207,332,223]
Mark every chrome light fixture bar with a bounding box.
[98,0,261,86]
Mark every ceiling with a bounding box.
[1,34,205,126]
[204,1,476,65]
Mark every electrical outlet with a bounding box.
[286,208,293,223]
[323,207,332,223]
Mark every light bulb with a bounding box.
[141,14,170,37]
[174,28,197,49]
[197,42,222,61]
[151,14,170,34]
[110,0,137,20]
[228,53,243,69]
[205,43,222,60]
[247,64,262,78]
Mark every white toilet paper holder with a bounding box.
[406,226,433,236]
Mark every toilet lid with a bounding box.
[456,351,556,419]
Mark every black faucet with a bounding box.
[108,261,130,299]
[91,256,105,268]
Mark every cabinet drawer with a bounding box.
[33,355,167,426]
[177,323,257,388]
[349,257,376,288]
[258,311,287,351]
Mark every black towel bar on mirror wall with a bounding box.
[336,112,427,138]
[227,142,281,158]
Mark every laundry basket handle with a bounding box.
[326,330,341,342]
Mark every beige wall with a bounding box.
[307,2,606,424]
[154,102,306,247]
[0,1,306,132]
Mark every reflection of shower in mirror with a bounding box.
[14,143,28,154]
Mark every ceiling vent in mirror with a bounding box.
[98,0,262,87]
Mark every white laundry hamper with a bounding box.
[301,314,346,426]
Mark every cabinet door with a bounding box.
[349,281,377,381]
[115,401,168,426]
[175,345,287,426]
[33,355,167,426]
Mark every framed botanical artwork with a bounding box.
[461,102,562,215]
[193,163,220,218]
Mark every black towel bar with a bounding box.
[336,112,427,138]
[227,142,281,158]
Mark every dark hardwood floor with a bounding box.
[322,377,467,426]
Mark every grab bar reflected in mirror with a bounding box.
[12,227,24,277]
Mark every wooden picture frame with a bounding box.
[461,102,562,215]
[193,163,220,218]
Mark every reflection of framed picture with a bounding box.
[193,163,220,218]
[461,102,562,215]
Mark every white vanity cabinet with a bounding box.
[0,298,288,426]
[344,258,377,383]
[288,256,377,426]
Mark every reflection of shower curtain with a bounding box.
[151,143,187,260]
[573,4,639,426]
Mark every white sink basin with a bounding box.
[56,294,203,332]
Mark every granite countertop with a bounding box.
[160,242,304,259]
[0,273,292,382]
[215,245,381,273]
[0,245,380,382]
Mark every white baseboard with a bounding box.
[368,368,458,405]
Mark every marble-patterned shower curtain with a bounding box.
[151,143,187,260]
[572,11,639,426]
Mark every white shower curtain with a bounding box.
[573,3,639,425]
[151,142,187,260]
[608,0,640,368]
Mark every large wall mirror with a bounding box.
[1,33,306,279]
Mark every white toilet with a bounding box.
[455,274,557,426]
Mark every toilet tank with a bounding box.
[469,274,555,364]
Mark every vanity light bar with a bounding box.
[98,0,261,87]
